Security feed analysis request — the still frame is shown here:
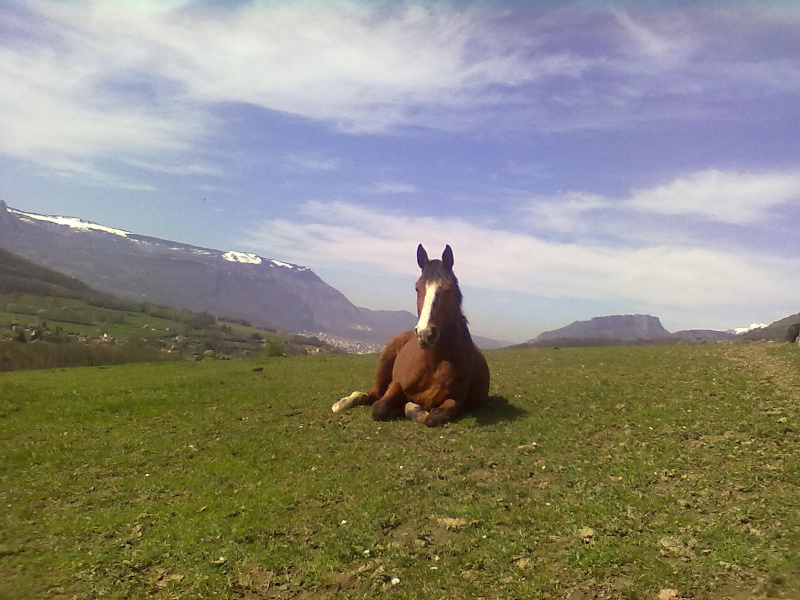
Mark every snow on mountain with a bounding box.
[9,207,306,272]
[223,251,263,265]
[10,208,132,238]
[221,251,304,271]
[269,259,299,269]
[732,323,767,335]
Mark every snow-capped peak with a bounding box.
[10,208,132,238]
[223,251,263,265]
[732,322,767,335]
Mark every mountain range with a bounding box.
[0,200,422,345]
[3,201,795,349]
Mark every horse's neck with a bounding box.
[437,315,472,352]
[456,316,472,344]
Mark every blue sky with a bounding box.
[2,1,799,343]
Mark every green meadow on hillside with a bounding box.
[1,250,340,370]
[0,292,332,371]
[1,344,798,599]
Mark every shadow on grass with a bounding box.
[472,395,528,426]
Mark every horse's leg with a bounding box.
[331,391,371,413]
[331,331,412,413]
[368,331,412,398]
[423,399,463,427]
[372,381,407,421]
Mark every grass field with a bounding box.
[1,343,798,599]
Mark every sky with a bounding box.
[1,1,799,343]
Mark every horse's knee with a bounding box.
[372,384,405,420]
[372,398,402,421]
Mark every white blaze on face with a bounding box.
[415,281,439,335]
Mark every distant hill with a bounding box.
[0,247,123,307]
[516,314,734,348]
[671,329,736,342]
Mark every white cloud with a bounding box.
[522,170,800,238]
[524,192,608,234]
[2,2,799,184]
[626,170,800,224]
[1,1,551,180]
[243,200,800,321]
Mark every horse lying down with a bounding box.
[332,244,490,427]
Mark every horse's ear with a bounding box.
[417,244,429,269]
[442,245,454,269]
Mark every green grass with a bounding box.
[0,344,798,599]
[1,293,195,337]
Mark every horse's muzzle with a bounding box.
[415,326,439,349]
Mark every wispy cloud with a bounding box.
[626,170,800,224]
[279,153,342,174]
[525,192,608,235]
[524,170,800,239]
[367,181,418,194]
[122,158,225,178]
[3,1,798,185]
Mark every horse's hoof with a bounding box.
[332,391,369,413]
[404,402,429,423]
[423,409,449,427]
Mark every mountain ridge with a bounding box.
[0,200,421,344]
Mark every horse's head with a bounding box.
[414,244,463,349]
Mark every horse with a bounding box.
[332,244,490,426]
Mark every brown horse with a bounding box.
[332,244,490,426]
